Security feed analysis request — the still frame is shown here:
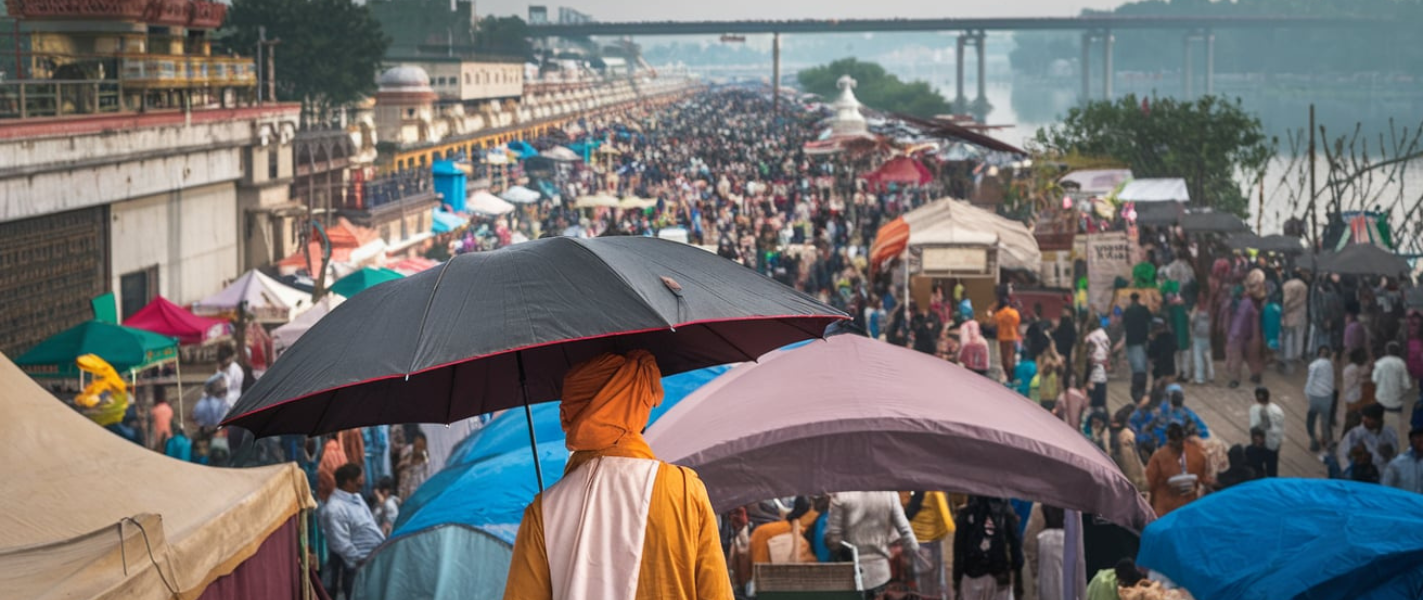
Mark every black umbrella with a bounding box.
[1180,211,1250,234]
[1227,233,1307,254]
[1316,243,1411,276]
[225,235,845,437]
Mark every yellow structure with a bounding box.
[74,354,129,426]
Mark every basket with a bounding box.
[754,563,860,592]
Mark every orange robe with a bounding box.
[1145,441,1213,517]
[749,509,820,566]
[503,351,734,600]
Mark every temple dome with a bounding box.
[829,75,867,136]
[377,66,432,92]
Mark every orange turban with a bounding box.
[560,350,664,452]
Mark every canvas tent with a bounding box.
[870,198,1042,272]
[0,353,315,600]
[352,524,511,600]
[1116,178,1189,226]
[124,296,230,346]
[193,270,311,323]
[15,320,178,379]
[271,294,345,356]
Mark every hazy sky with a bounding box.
[476,0,1127,21]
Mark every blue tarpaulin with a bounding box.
[351,524,511,600]
[506,140,537,159]
[392,365,730,541]
[1138,478,1423,600]
[431,209,467,234]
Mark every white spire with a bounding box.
[830,74,867,136]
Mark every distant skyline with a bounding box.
[474,0,1127,21]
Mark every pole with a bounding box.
[956,34,967,108]
[516,351,545,492]
[771,32,780,118]
[1080,32,1090,103]
[1102,32,1114,100]
[1205,32,1215,96]
[13,18,23,80]
[1182,34,1194,98]
[975,32,986,106]
[256,26,265,106]
[266,40,277,103]
[1308,104,1317,246]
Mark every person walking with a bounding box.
[1372,341,1412,441]
[1226,290,1259,389]
[1122,293,1153,400]
[1053,307,1077,378]
[1337,404,1403,472]
[994,301,1022,381]
[1282,274,1308,369]
[1189,300,1215,385]
[825,491,920,598]
[504,351,732,600]
[1145,423,1212,516]
[959,320,992,377]
[953,496,1024,600]
[1249,387,1285,477]
[320,463,386,598]
[1305,346,1336,452]
[1382,427,1423,494]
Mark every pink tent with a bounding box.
[645,334,1155,532]
[124,296,230,346]
[862,156,932,187]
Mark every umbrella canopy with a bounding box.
[329,267,404,298]
[123,296,229,346]
[224,236,845,437]
[15,320,178,378]
[500,185,543,204]
[468,191,515,217]
[574,192,620,209]
[194,270,310,323]
[1227,233,1307,254]
[863,156,932,186]
[1138,478,1423,600]
[1316,243,1411,276]
[643,334,1156,531]
[541,146,581,162]
[618,196,658,210]
[1180,210,1250,233]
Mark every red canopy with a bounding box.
[124,296,230,345]
[863,156,932,187]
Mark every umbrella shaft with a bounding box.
[518,351,546,493]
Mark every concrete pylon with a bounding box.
[955,34,968,109]
[1102,32,1114,100]
[1080,31,1092,102]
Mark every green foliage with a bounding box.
[1035,94,1275,217]
[798,58,952,119]
[224,0,390,113]
[473,16,533,59]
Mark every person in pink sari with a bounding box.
[959,320,992,377]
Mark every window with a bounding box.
[465,73,471,84]
[119,267,158,320]
[406,108,415,118]
[267,148,278,180]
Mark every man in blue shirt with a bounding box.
[1152,388,1212,446]
[1383,427,1423,494]
[320,463,386,597]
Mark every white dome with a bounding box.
[378,66,432,91]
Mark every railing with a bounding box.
[119,55,256,88]
[358,170,434,211]
[0,80,123,119]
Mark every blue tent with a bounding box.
[506,140,537,160]
[393,365,730,538]
[351,524,511,600]
[1138,478,1423,600]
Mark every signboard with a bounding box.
[1038,250,1075,289]
[1085,232,1132,314]
[920,246,991,277]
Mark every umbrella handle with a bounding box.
[518,351,546,493]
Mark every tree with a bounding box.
[1035,94,1275,217]
[798,58,952,119]
[473,16,533,59]
[224,0,390,123]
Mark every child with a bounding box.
[373,477,401,536]
[1249,387,1285,477]
[1343,443,1381,483]
[1245,427,1273,478]
[1304,346,1335,452]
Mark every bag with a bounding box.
[959,502,1011,579]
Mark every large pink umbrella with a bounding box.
[645,334,1155,531]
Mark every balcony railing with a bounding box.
[0,56,256,118]
[0,80,123,119]
[356,171,434,211]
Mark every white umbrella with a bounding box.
[542,146,581,162]
[574,192,620,209]
[469,191,515,216]
[501,185,542,204]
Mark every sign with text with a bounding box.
[1086,232,1132,314]
[921,246,990,276]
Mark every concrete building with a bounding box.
[0,0,292,356]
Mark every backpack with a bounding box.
[958,501,1012,580]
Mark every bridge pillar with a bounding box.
[1102,32,1114,100]
[772,32,781,116]
[955,34,967,108]
[1182,34,1194,97]
[975,31,987,106]
[1080,32,1092,102]
[1204,31,1215,95]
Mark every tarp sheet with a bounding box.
[1138,478,1423,600]
[271,294,345,355]
[352,524,511,600]
[1060,169,1133,195]
[0,354,315,600]
[123,296,229,346]
[1116,178,1189,203]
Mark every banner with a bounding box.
[1085,232,1132,315]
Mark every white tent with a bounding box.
[0,353,315,599]
[1117,178,1190,203]
[541,146,581,162]
[904,199,1042,271]
[193,270,311,323]
[500,185,542,204]
[468,191,516,217]
[271,293,345,356]
[1060,169,1133,195]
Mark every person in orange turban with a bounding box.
[503,350,733,600]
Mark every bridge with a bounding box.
[529,15,1392,111]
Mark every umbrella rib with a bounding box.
[698,322,761,363]
[407,260,458,377]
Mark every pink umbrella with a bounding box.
[645,334,1155,531]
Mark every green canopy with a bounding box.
[329,267,404,298]
[15,320,178,379]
